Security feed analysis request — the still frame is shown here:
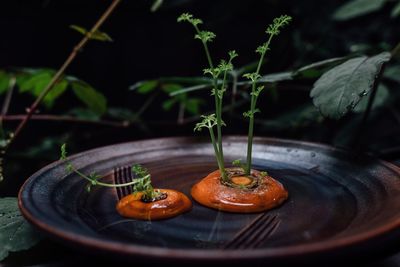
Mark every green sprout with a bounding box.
[242,15,292,175]
[178,13,238,182]
[60,144,160,200]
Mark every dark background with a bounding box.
[1,1,400,266]
[1,0,399,193]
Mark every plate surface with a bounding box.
[18,137,400,264]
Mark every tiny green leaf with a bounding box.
[70,25,113,42]
[265,15,292,36]
[177,13,203,26]
[194,114,218,131]
[243,72,261,82]
[228,50,238,60]
[195,31,216,43]
[60,143,67,160]
[0,197,42,261]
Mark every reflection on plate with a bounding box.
[18,137,400,264]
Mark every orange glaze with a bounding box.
[191,168,288,213]
[116,189,192,220]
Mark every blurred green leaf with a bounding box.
[185,98,205,115]
[295,57,349,78]
[162,83,183,94]
[353,84,389,113]
[391,1,400,17]
[333,0,387,21]
[0,198,42,261]
[259,72,293,83]
[43,80,69,108]
[18,71,53,94]
[71,82,107,115]
[130,80,158,94]
[0,71,10,94]
[162,98,178,111]
[70,25,113,42]
[14,136,66,159]
[383,65,400,83]
[260,104,323,131]
[151,0,164,12]
[310,52,391,119]
[168,84,211,96]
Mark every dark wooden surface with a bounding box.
[10,137,400,266]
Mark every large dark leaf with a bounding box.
[0,198,42,261]
[353,84,389,113]
[310,52,391,119]
[71,82,107,115]
[333,0,387,21]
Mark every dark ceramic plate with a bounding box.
[19,137,400,265]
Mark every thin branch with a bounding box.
[0,114,128,128]
[10,0,121,143]
[1,76,16,116]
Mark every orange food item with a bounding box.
[191,168,288,213]
[116,189,192,220]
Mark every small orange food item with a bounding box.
[116,189,192,220]
[191,168,288,213]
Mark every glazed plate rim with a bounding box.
[18,136,400,261]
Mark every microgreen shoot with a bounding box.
[60,144,160,200]
[131,164,163,201]
[242,15,292,175]
[178,13,238,182]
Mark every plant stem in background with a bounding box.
[243,15,292,175]
[0,114,128,128]
[10,0,121,146]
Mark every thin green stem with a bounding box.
[193,24,226,179]
[72,167,145,188]
[245,35,273,175]
[245,84,257,175]
[208,126,224,175]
